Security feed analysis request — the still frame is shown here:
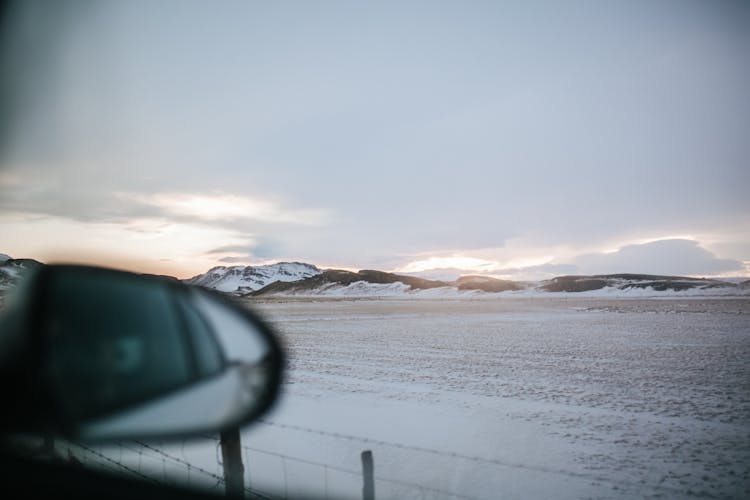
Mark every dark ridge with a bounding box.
[541,277,609,292]
[357,270,447,289]
[591,273,709,281]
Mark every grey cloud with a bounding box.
[0,175,323,247]
[218,256,255,264]
[0,179,163,223]
[206,245,255,255]
[206,238,281,258]
[568,239,743,276]
[250,241,282,259]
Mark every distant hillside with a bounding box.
[540,274,736,293]
[248,269,746,297]
[456,275,523,293]
[250,269,449,296]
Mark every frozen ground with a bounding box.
[77,297,749,499]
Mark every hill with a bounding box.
[250,269,449,296]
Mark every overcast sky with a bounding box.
[1,0,748,279]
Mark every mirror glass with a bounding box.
[36,266,281,441]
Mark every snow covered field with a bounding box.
[80,296,749,499]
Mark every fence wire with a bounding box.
[255,419,687,496]
[63,421,690,500]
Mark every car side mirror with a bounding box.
[0,265,283,442]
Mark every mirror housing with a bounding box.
[0,265,283,441]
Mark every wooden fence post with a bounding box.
[220,427,245,497]
[361,450,374,500]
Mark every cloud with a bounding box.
[206,245,256,255]
[391,239,745,281]
[205,238,281,263]
[0,170,328,231]
[397,256,499,274]
[218,256,255,264]
[568,239,744,276]
[119,192,327,226]
[0,176,163,223]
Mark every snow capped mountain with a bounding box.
[186,262,322,294]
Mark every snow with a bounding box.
[186,262,321,294]
[501,285,750,299]
[242,297,750,498]
[78,297,750,499]
[286,280,415,297]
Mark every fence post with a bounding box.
[361,450,374,500]
[220,427,245,497]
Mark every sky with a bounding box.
[0,0,748,280]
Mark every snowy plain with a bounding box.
[75,296,750,499]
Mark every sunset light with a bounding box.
[119,192,327,225]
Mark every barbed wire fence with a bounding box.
[58,419,689,499]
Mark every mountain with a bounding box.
[186,262,322,294]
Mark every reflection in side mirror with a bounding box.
[0,265,283,442]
